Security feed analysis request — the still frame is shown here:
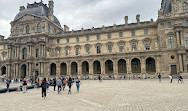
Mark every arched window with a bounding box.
[168,36,174,48]
[36,48,39,58]
[26,25,30,34]
[37,23,41,33]
[22,48,27,59]
[183,2,188,13]
[15,26,19,36]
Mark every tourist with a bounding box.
[76,78,81,93]
[53,78,56,91]
[41,78,47,99]
[22,79,27,93]
[158,73,161,83]
[178,75,184,83]
[67,77,72,94]
[56,78,62,94]
[98,75,102,82]
[6,79,10,92]
[169,75,173,83]
[62,78,67,91]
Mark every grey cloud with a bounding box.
[0,0,161,38]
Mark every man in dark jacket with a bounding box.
[41,78,47,99]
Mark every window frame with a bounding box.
[26,25,30,34]
[168,36,174,48]
[107,33,111,39]
[131,31,135,36]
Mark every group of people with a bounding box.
[41,77,81,99]
[158,73,184,83]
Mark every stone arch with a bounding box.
[60,62,67,75]
[50,63,56,76]
[146,57,156,73]
[1,66,6,76]
[82,61,89,76]
[105,60,114,74]
[118,59,127,74]
[21,64,27,79]
[131,58,141,73]
[93,60,101,74]
[71,62,78,76]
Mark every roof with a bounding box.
[161,0,172,14]
[14,1,61,27]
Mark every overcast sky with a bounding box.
[0,0,161,38]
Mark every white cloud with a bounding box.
[0,0,161,38]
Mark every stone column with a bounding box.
[180,31,184,46]
[56,62,61,78]
[183,54,187,72]
[126,57,132,79]
[156,55,161,73]
[67,62,71,76]
[179,54,183,72]
[113,59,118,79]
[101,59,105,75]
[78,61,82,77]
[176,31,180,46]
[89,61,93,75]
[141,57,146,78]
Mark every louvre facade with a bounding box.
[0,0,188,80]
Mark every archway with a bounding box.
[105,60,113,74]
[93,61,101,74]
[1,66,6,75]
[71,62,78,76]
[131,58,141,73]
[21,64,27,78]
[118,59,127,74]
[60,63,67,75]
[50,63,56,76]
[146,57,156,73]
[82,61,89,75]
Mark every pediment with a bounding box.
[13,14,42,23]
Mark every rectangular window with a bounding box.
[186,20,188,26]
[57,49,60,56]
[86,47,90,54]
[97,34,100,40]
[145,41,150,50]
[132,31,135,36]
[108,33,111,39]
[76,37,79,42]
[66,49,69,56]
[76,48,79,55]
[86,36,89,41]
[119,32,123,37]
[108,45,112,53]
[119,44,124,52]
[66,38,69,43]
[167,22,172,28]
[36,49,39,58]
[168,36,174,48]
[144,29,148,35]
[97,46,101,54]
[132,43,137,51]
[183,2,188,13]
[57,39,60,44]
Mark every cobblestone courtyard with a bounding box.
[0,79,188,111]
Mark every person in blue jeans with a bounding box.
[76,78,81,93]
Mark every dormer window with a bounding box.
[144,29,148,35]
[167,22,172,28]
[97,34,100,40]
[119,32,123,37]
[86,36,89,41]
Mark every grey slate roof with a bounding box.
[161,0,172,14]
[14,2,61,27]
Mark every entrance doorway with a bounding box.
[171,65,177,75]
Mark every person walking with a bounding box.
[169,75,173,83]
[62,78,67,91]
[178,75,184,83]
[41,78,47,99]
[22,79,27,93]
[76,78,81,93]
[67,77,72,94]
[158,73,162,83]
[6,79,10,92]
[56,78,62,94]
[53,78,56,91]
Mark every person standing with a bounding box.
[68,77,72,94]
[53,78,56,91]
[169,75,173,83]
[41,78,47,99]
[6,79,10,92]
[56,78,62,94]
[62,78,67,91]
[22,80,27,93]
[158,73,162,83]
[76,78,81,93]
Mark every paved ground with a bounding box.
[0,79,188,111]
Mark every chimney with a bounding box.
[64,25,69,32]
[19,6,25,11]
[124,16,128,25]
[136,14,140,23]
[48,0,54,21]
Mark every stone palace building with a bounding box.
[0,0,188,80]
